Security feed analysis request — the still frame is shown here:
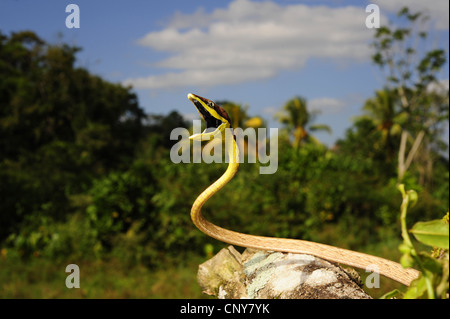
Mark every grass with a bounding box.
[0,254,210,299]
[1,244,409,299]
[1,218,416,299]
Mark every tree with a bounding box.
[371,7,448,183]
[215,100,264,130]
[0,31,145,239]
[145,110,189,149]
[214,100,264,158]
[356,89,405,161]
[276,96,331,148]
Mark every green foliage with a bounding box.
[0,30,144,239]
[5,212,98,261]
[382,185,449,299]
[86,167,155,247]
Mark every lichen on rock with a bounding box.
[197,246,372,299]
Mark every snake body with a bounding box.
[187,93,419,286]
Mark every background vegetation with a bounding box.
[0,8,448,298]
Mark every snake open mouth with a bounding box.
[188,94,226,131]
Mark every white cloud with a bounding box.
[309,97,348,114]
[124,0,376,90]
[427,78,450,93]
[181,112,199,122]
[373,0,449,30]
[262,106,278,116]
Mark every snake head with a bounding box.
[187,93,231,141]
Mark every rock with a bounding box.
[197,246,372,299]
[197,246,247,299]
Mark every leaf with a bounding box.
[397,7,409,17]
[398,242,412,254]
[400,252,414,268]
[379,289,401,299]
[418,252,443,275]
[403,275,427,299]
[410,219,449,249]
[406,190,418,207]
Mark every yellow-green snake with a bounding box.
[187,93,419,286]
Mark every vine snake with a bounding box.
[187,93,419,286]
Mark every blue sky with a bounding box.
[1,0,448,146]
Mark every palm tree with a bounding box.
[218,101,263,129]
[214,101,265,158]
[276,96,331,148]
[357,89,405,161]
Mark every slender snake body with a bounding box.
[188,93,419,286]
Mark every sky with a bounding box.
[1,0,449,146]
